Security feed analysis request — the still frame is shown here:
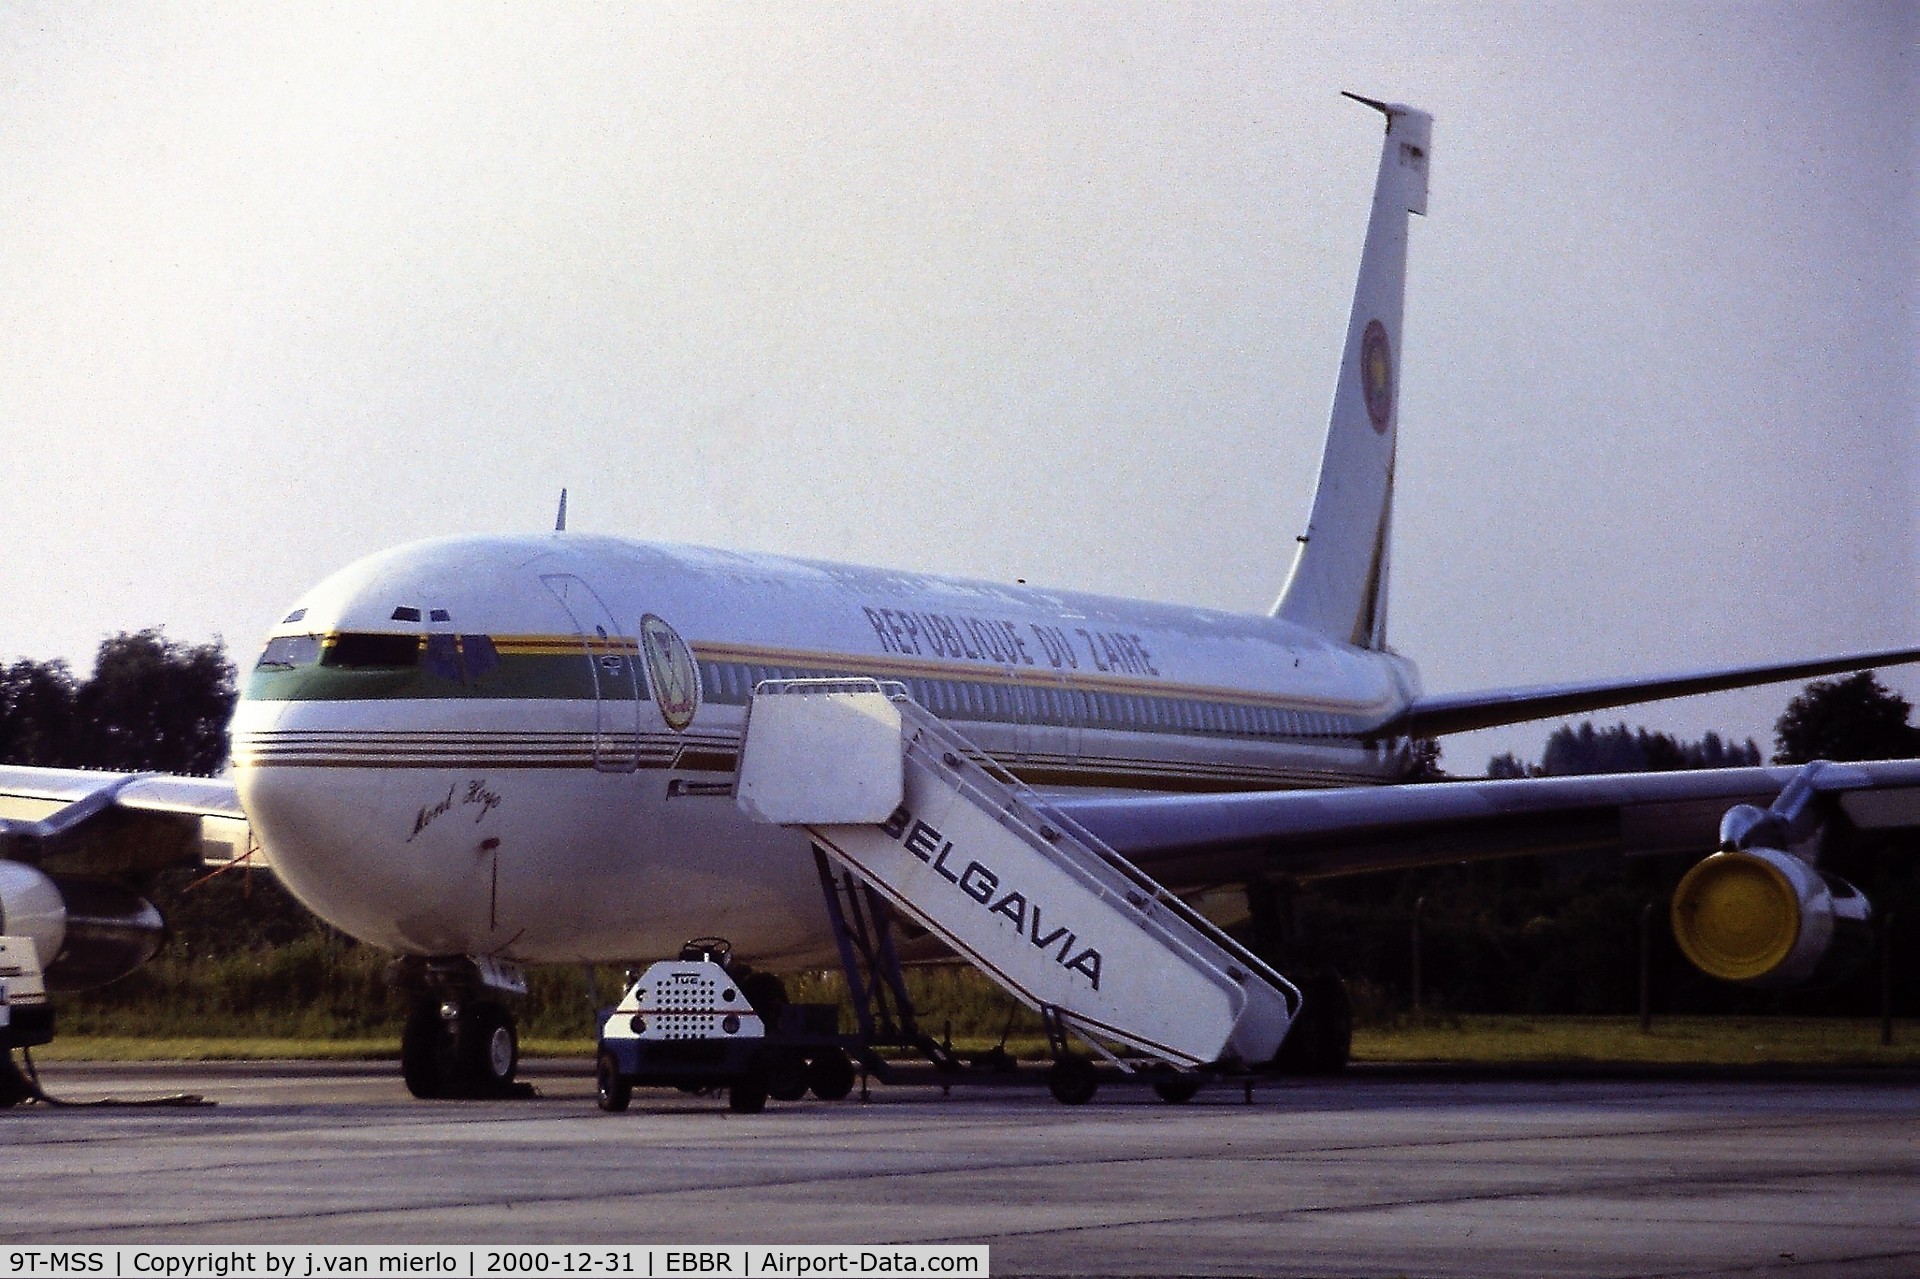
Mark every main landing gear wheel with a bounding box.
[595,1053,631,1113]
[1046,1056,1099,1106]
[806,1049,856,1101]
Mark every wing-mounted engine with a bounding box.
[1671,761,1873,988]
[0,860,164,991]
[0,772,206,993]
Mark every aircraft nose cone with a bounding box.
[233,701,495,956]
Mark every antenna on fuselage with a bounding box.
[555,488,568,532]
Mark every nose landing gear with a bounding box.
[392,956,529,1099]
[400,999,521,1098]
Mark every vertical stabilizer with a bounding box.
[1274,96,1430,648]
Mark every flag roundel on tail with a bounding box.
[1361,319,1393,432]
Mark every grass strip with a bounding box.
[36,1018,1919,1067]
[1352,1015,1920,1067]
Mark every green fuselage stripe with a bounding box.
[248,649,613,703]
[247,638,1382,743]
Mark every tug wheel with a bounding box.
[806,1049,856,1101]
[1046,1057,1099,1106]
[595,1053,631,1113]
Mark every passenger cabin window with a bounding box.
[322,632,421,668]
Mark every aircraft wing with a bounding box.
[0,765,253,877]
[1050,758,1920,888]
[1384,645,1920,738]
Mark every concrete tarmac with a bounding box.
[3,1059,1916,1278]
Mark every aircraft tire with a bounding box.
[1046,1057,1098,1106]
[463,1002,519,1097]
[805,1049,855,1101]
[595,1053,631,1113]
[401,1004,453,1099]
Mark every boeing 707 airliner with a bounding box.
[3,96,1915,1101]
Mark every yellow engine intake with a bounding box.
[1671,847,1871,988]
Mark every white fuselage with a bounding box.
[232,534,1422,966]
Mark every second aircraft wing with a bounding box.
[1050,757,1920,888]
[0,765,251,877]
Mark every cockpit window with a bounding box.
[256,634,323,669]
[465,634,500,677]
[321,632,422,668]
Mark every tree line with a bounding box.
[0,630,235,775]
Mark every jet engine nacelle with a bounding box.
[0,860,165,992]
[1670,846,1871,989]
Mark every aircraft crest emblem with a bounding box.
[640,614,701,731]
[1361,319,1393,432]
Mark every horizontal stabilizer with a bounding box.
[1385,645,1920,739]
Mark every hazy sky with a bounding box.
[3,3,1914,770]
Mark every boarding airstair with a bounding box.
[736,679,1300,1076]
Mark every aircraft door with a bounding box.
[539,574,643,773]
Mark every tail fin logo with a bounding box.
[1361,319,1393,432]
